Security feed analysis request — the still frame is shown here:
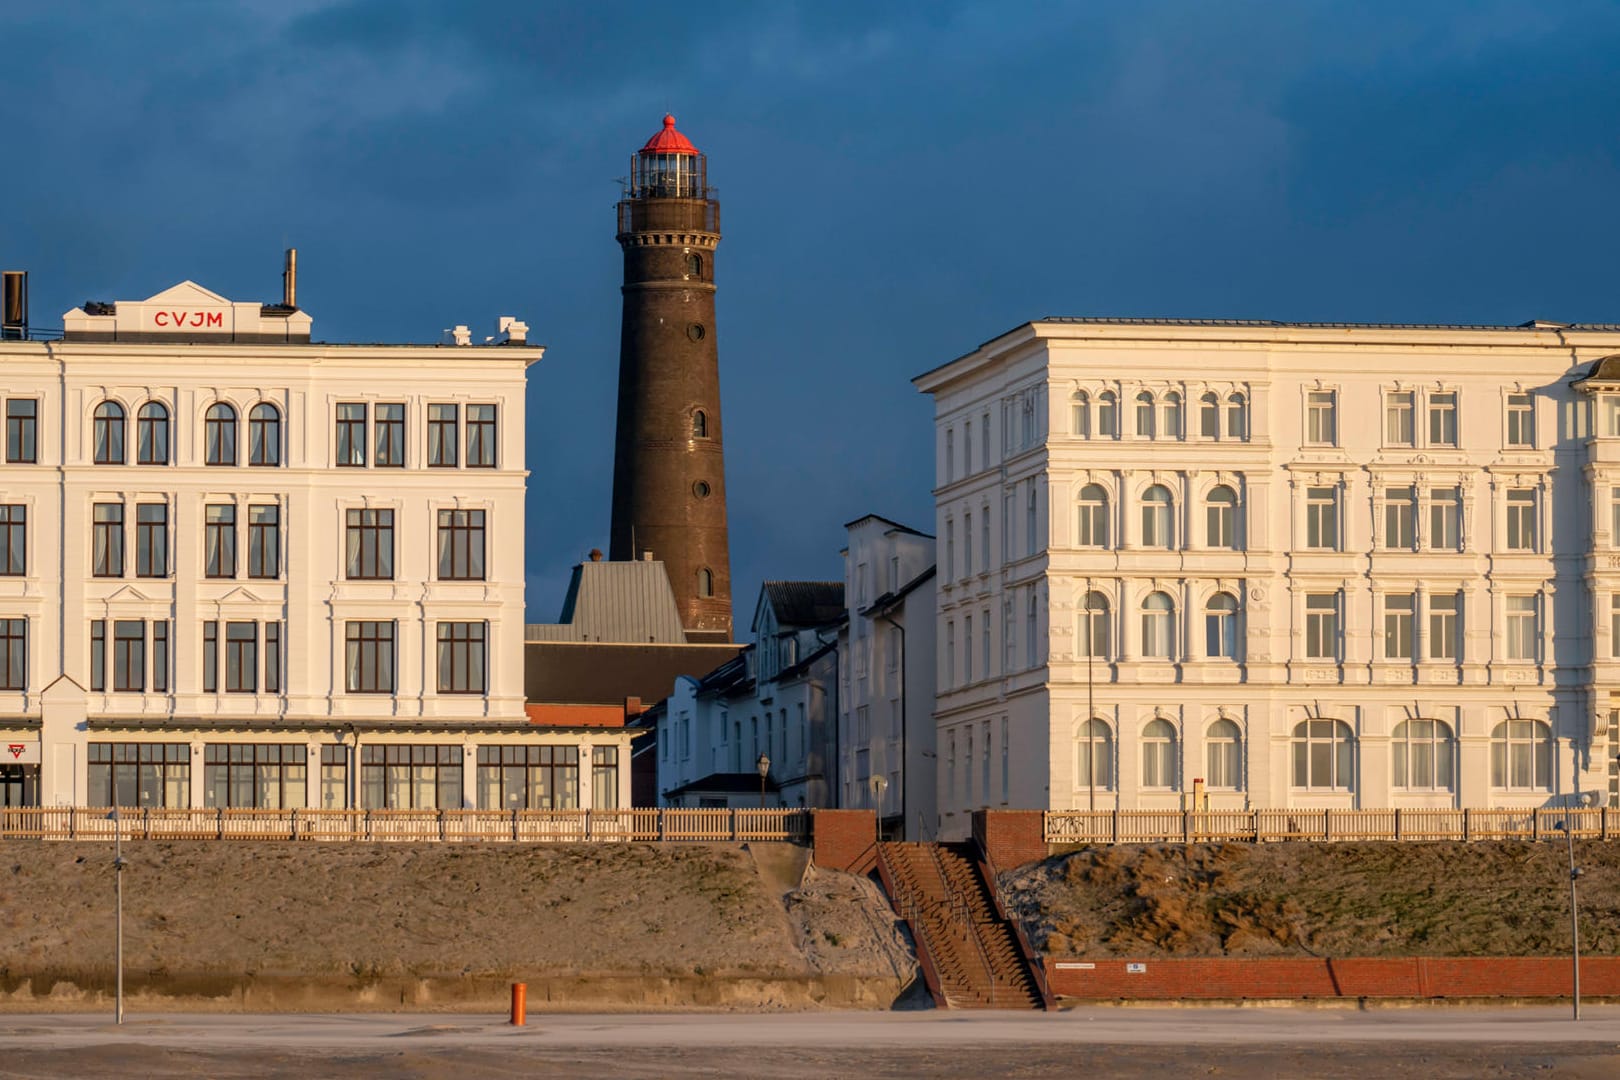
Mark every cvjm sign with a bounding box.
[149,309,227,330]
[5,741,40,765]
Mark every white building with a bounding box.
[0,276,633,812]
[915,317,1620,837]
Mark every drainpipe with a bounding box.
[879,612,906,841]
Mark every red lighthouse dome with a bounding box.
[640,114,699,156]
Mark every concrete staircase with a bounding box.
[876,841,1046,1010]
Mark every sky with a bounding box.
[5,0,1620,625]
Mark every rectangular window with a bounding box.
[113,620,145,692]
[1430,488,1461,550]
[204,504,236,578]
[6,400,37,463]
[1306,390,1336,445]
[0,618,25,691]
[466,404,497,467]
[345,508,395,579]
[1026,591,1038,668]
[436,621,487,694]
[1305,487,1338,550]
[264,622,281,694]
[345,620,396,693]
[1427,391,1458,446]
[1026,484,1037,557]
[945,428,955,483]
[204,744,307,809]
[944,621,955,689]
[592,746,618,809]
[963,421,972,476]
[944,520,954,582]
[135,504,168,577]
[202,621,217,693]
[90,620,106,692]
[320,745,349,809]
[474,745,575,810]
[374,403,405,467]
[362,744,463,810]
[1506,595,1538,662]
[428,404,458,467]
[1383,488,1415,549]
[1384,391,1414,446]
[247,505,280,579]
[0,505,25,575]
[336,403,366,466]
[92,503,124,577]
[1505,489,1536,551]
[1429,593,1460,661]
[963,511,973,577]
[963,614,973,683]
[225,622,257,693]
[1506,393,1534,448]
[152,621,169,693]
[1305,593,1339,660]
[87,743,189,808]
[1383,594,1415,661]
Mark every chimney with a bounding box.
[496,316,528,345]
[588,548,603,562]
[642,550,654,562]
[1,271,26,341]
[446,325,472,347]
[282,249,297,309]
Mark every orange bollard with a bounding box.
[510,982,527,1026]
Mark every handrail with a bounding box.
[927,844,997,1006]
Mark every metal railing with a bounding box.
[0,806,810,843]
[1045,807,1616,844]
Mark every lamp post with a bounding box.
[755,753,770,809]
[1556,793,1592,1021]
[109,807,125,1025]
[869,775,888,834]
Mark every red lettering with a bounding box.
[205,312,223,328]
[154,311,170,327]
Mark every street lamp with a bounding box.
[109,807,125,1025]
[1555,793,1593,1022]
[869,774,888,817]
[755,753,770,809]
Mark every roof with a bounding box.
[527,559,688,644]
[861,565,937,618]
[843,513,933,538]
[525,640,743,705]
[1573,355,1620,385]
[640,114,699,156]
[761,581,846,629]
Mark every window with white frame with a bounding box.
[963,511,973,577]
[944,519,954,581]
[1199,392,1220,437]
[1506,393,1535,448]
[1135,391,1154,437]
[1304,486,1338,550]
[1205,592,1239,659]
[1611,487,1620,546]
[944,620,955,688]
[1141,591,1175,659]
[1097,391,1118,438]
[1612,594,1620,658]
[1026,484,1037,556]
[963,420,972,477]
[944,428,955,483]
[1427,391,1458,447]
[1505,488,1537,551]
[1306,390,1336,445]
[1078,590,1110,658]
[1304,592,1339,660]
[1141,719,1178,789]
[1075,718,1113,791]
[1429,487,1461,550]
[1383,487,1415,549]
[1505,594,1538,662]
[1392,718,1455,791]
[1206,485,1238,548]
[1226,392,1248,440]
[1429,592,1460,660]
[1291,717,1354,791]
[1141,485,1173,548]
[1071,392,1090,437]
[1383,593,1415,661]
[1205,719,1242,789]
[963,613,973,682]
[1077,484,1108,548]
[1490,718,1552,790]
[1026,590,1038,667]
[1160,391,1182,440]
[1384,391,1414,446]
[1605,396,1620,438]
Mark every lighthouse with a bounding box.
[609,116,733,643]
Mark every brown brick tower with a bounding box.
[609,115,733,643]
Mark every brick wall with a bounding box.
[1047,956,1620,1000]
[973,810,1049,871]
[811,809,877,874]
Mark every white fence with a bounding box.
[1045,807,1617,844]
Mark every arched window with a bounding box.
[1291,718,1354,790]
[1204,592,1239,659]
[1206,485,1238,548]
[1142,718,1178,789]
[1076,483,1109,548]
[697,567,714,598]
[1141,591,1175,659]
[1097,391,1118,438]
[93,402,125,465]
[248,403,281,466]
[1206,718,1242,789]
[1135,391,1155,437]
[1160,391,1182,440]
[1071,391,1090,437]
[1078,590,1110,658]
[692,409,708,438]
[686,253,703,278]
[1141,484,1173,547]
[1199,392,1220,438]
[204,403,237,466]
[1075,718,1113,792]
[1226,392,1248,440]
[1490,718,1552,790]
[136,402,169,465]
[1393,718,1455,791]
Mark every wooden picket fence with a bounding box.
[0,806,810,844]
[1044,807,1617,844]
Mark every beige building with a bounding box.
[916,317,1620,838]
[0,276,632,812]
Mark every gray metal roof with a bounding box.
[526,559,689,644]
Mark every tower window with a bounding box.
[693,480,711,498]
[686,253,702,278]
[687,323,706,342]
[692,410,708,438]
[698,567,714,598]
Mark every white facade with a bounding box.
[916,318,1620,837]
[0,280,631,812]
[839,515,936,839]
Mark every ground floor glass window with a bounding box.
[360,744,462,809]
[476,745,579,809]
[204,743,307,808]
[88,742,190,807]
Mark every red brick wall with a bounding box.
[811,810,877,874]
[973,810,1049,871]
[1048,956,1620,1000]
